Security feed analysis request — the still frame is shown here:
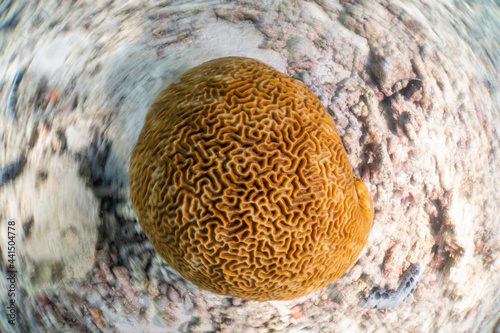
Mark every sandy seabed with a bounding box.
[1,0,500,332]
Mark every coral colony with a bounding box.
[129,57,373,301]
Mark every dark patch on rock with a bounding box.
[365,263,423,309]
[0,156,27,187]
[401,79,423,100]
[23,216,34,238]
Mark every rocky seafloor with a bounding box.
[0,0,499,332]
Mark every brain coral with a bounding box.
[129,56,373,301]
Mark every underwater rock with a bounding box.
[23,156,100,290]
[129,56,373,301]
[365,263,423,309]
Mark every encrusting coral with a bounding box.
[129,57,373,301]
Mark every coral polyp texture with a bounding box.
[129,57,373,301]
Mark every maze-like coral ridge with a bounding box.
[129,57,373,301]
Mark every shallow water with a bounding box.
[0,1,499,332]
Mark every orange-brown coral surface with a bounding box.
[129,57,373,301]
